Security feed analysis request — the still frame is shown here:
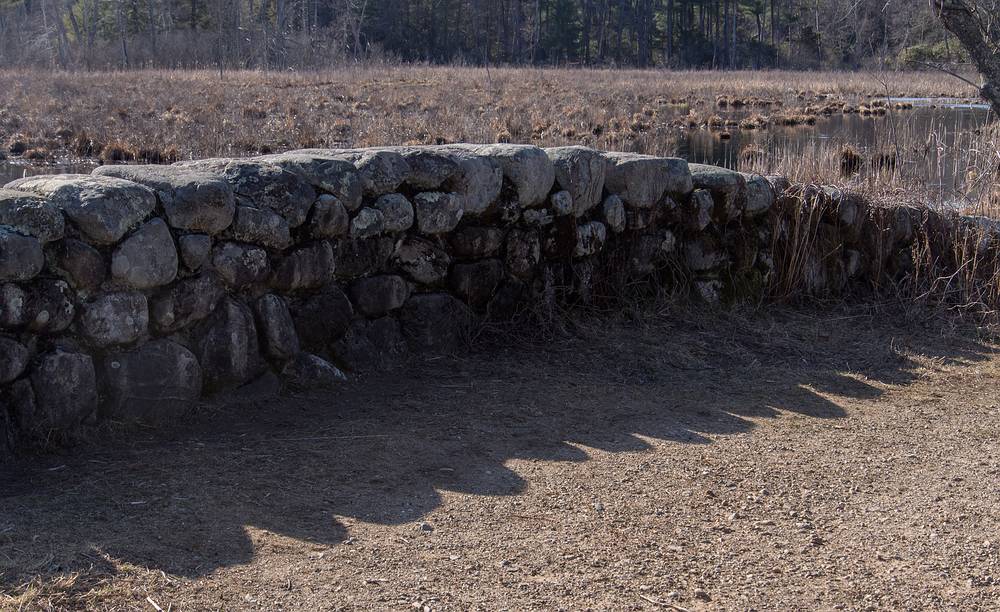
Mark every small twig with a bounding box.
[638,594,691,611]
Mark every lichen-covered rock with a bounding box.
[194,297,263,392]
[178,234,213,271]
[23,350,97,432]
[523,208,554,227]
[450,259,504,307]
[451,226,505,258]
[546,146,608,216]
[111,218,178,289]
[435,147,503,216]
[575,221,608,257]
[229,205,291,250]
[94,165,235,234]
[5,174,155,245]
[281,353,347,390]
[177,159,316,228]
[505,229,540,281]
[331,317,408,372]
[211,242,270,289]
[100,339,202,422]
[0,283,27,329]
[395,147,460,190]
[0,188,65,242]
[414,192,463,234]
[24,280,75,334]
[79,291,148,347]
[290,284,354,352]
[689,164,746,221]
[0,337,28,384]
[399,293,470,353]
[0,227,43,282]
[332,237,394,280]
[258,152,364,211]
[309,194,351,238]
[601,195,626,233]
[326,149,411,198]
[150,271,226,333]
[392,237,451,285]
[472,144,555,208]
[253,294,300,362]
[604,153,692,209]
[684,235,727,272]
[741,173,775,218]
[349,275,411,317]
[47,238,106,292]
[271,241,335,291]
[350,207,386,239]
[374,193,414,232]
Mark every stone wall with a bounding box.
[0,144,992,458]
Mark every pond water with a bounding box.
[0,99,993,203]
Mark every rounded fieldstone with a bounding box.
[229,205,292,250]
[150,272,226,333]
[27,350,98,432]
[79,291,148,347]
[449,259,504,307]
[100,339,203,422]
[309,194,350,238]
[349,275,411,317]
[550,190,574,216]
[290,284,354,352]
[211,242,270,289]
[601,195,626,233]
[193,298,263,392]
[0,228,43,282]
[332,237,394,280]
[392,237,451,286]
[605,152,693,208]
[0,188,65,243]
[545,146,608,216]
[373,193,415,232]
[48,238,106,292]
[271,241,335,292]
[0,337,28,384]
[0,283,27,329]
[24,280,75,334]
[472,144,555,208]
[451,227,505,258]
[350,207,386,239]
[111,218,178,289]
[575,221,608,258]
[178,234,213,271]
[414,192,463,234]
[253,294,301,362]
[281,353,347,391]
[505,230,541,281]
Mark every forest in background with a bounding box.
[0,0,972,71]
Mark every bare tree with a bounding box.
[931,0,1000,115]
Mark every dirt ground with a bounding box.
[2,305,1000,611]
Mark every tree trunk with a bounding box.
[932,0,1000,116]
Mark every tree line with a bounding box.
[0,0,970,71]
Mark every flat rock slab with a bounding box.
[0,188,65,243]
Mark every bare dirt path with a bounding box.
[2,307,999,611]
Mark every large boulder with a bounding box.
[211,242,271,289]
[94,165,235,234]
[505,229,541,281]
[0,337,28,384]
[193,298,263,392]
[4,174,155,245]
[399,293,471,353]
[290,284,354,352]
[271,241,336,292]
[111,218,178,289]
[47,238,106,292]
[258,152,364,211]
[78,291,148,347]
[741,173,776,218]
[228,205,292,250]
[331,317,408,372]
[150,272,226,334]
[574,221,608,258]
[100,340,202,422]
[471,144,555,208]
[545,146,608,216]
[394,147,460,190]
[178,234,213,271]
[253,294,300,362]
[349,207,386,239]
[176,159,316,228]
[392,237,451,286]
[22,350,98,433]
[320,148,411,198]
[451,227,506,258]
[435,147,503,216]
[0,188,65,242]
[0,283,27,329]
[600,195,626,233]
[0,227,43,282]
[349,275,411,317]
[604,153,692,209]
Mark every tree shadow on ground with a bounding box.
[0,307,993,592]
